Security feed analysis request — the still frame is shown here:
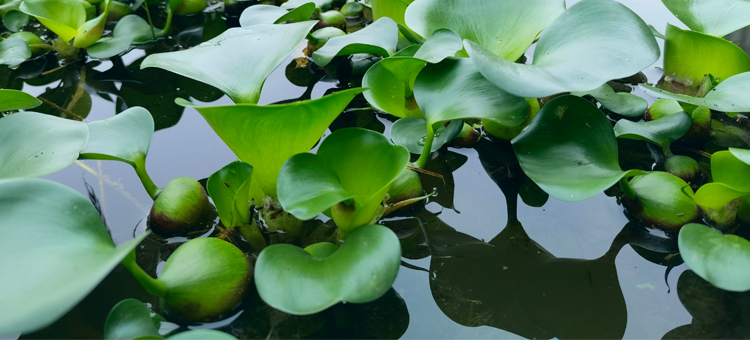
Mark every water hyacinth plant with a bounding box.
[2,0,750,341]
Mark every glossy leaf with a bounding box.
[572,84,648,117]
[641,72,750,113]
[79,107,154,166]
[142,22,316,104]
[626,171,699,231]
[371,0,413,29]
[678,223,750,292]
[730,147,750,165]
[88,15,154,59]
[177,88,365,197]
[0,179,148,334]
[390,117,462,154]
[414,58,528,129]
[659,24,750,94]
[277,128,409,232]
[167,330,238,340]
[694,150,750,210]
[0,89,41,111]
[404,0,565,60]
[104,299,163,340]
[3,10,29,32]
[281,0,330,10]
[255,225,401,315]
[239,3,315,26]
[207,161,254,227]
[613,112,692,148]
[20,0,86,42]
[661,0,750,37]
[362,29,462,118]
[312,17,399,67]
[73,0,110,48]
[0,38,31,67]
[0,112,88,179]
[466,0,660,98]
[512,95,646,202]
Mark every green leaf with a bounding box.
[694,150,750,210]
[626,171,699,231]
[79,107,154,166]
[641,72,750,113]
[104,299,163,340]
[3,10,30,32]
[0,112,89,179]
[414,58,528,128]
[613,112,692,148]
[88,14,154,59]
[141,22,316,104]
[20,0,87,42]
[255,224,401,315]
[658,24,750,94]
[572,84,648,117]
[678,223,750,292]
[361,29,462,118]
[157,238,251,321]
[404,0,565,60]
[512,95,646,202]
[176,88,365,198]
[0,38,31,67]
[167,330,238,340]
[730,147,750,165]
[73,0,110,48]
[465,0,659,98]
[312,17,399,67]
[277,128,409,232]
[661,0,750,37]
[207,161,254,227]
[390,117,462,154]
[281,0,330,10]
[0,178,148,334]
[239,3,315,26]
[371,0,413,30]
[0,89,41,111]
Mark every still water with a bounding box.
[3,0,749,340]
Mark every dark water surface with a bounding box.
[3,0,750,340]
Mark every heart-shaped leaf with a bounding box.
[512,95,646,202]
[207,161,254,228]
[0,38,31,67]
[0,178,148,334]
[176,88,366,198]
[572,84,648,117]
[658,24,750,94]
[404,0,565,60]
[79,107,154,166]
[277,127,409,232]
[0,89,41,111]
[614,112,692,148]
[88,14,154,59]
[104,299,164,340]
[390,117,462,154]
[239,2,315,27]
[142,22,316,104]
[312,17,399,67]
[3,10,30,32]
[466,0,660,98]
[0,112,89,179]
[255,224,401,315]
[641,72,750,113]
[362,29,462,118]
[678,223,750,292]
[694,150,750,210]
[661,0,750,37]
[20,0,87,42]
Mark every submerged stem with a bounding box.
[134,157,159,199]
[121,249,168,298]
[414,126,435,169]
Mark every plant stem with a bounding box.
[122,250,168,298]
[155,3,174,38]
[142,3,157,40]
[619,177,638,201]
[238,224,267,252]
[414,126,435,169]
[134,157,160,199]
[662,144,674,158]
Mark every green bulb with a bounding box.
[623,172,699,232]
[387,168,423,205]
[484,98,539,141]
[307,27,346,54]
[314,10,346,31]
[664,155,700,182]
[340,2,365,17]
[148,177,216,237]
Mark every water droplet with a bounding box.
[417,136,427,146]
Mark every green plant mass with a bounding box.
[4,0,750,341]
